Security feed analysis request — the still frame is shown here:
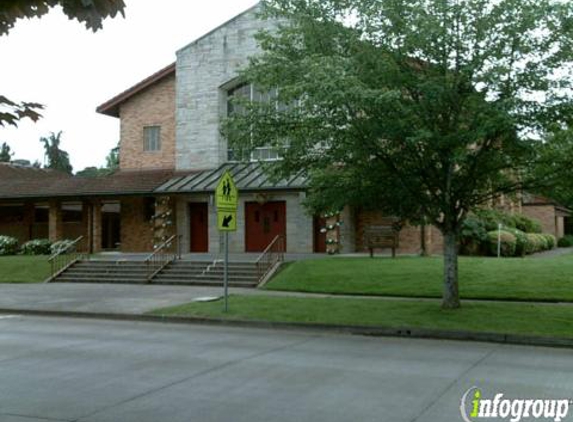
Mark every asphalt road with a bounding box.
[0,316,572,422]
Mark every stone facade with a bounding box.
[119,74,176,170]
[175,5,278,170]
[175,191,313,254]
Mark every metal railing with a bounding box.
[47,236,85,281]
[144,234,181,282]
[255,235,285,283]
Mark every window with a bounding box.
[143,126,161,152]
[226,83,284,162]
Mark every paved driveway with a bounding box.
[0,316,572,422]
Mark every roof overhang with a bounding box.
[96,62,176,118]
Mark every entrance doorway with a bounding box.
[313,216,327,253]
[245,201,286,252]
[189,202,209,252]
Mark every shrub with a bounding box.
[504,228,528,256]
[476,210,514,231]
[20,239,52,255]
[513,214,543,234]
[460,216,489,255]
[558,235,573,248]
[543,234,557,250]
[0,235,18,256]
[525,233,552,253]
[487,230,516,257]
[50,239,75,255]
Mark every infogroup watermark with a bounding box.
[460,387,572,422]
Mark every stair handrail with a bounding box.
[144,234,181,282]
[255,235,285,282]
[47,236,85,280]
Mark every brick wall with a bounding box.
[522,205,557,237]
[355,210,443,255]
[120,197,153,252]
[119,74,176,170]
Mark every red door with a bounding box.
[245,201,286,252]
[189,203,208,252]
[314,216,327,253]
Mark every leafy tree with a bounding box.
[40,131,73,174]
[76,142,120,177]
[105,142,120,170]
[0,142,13,162]
[224,0,573,309]
[76,166,109,177]
[0,0,125,128]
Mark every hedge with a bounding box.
[486,230,516,257]
[20,239,52,255]
[0,236,18,256]
[558,235,573,248]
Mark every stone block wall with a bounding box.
[175,5,279,170]
[175,190,313,254]
[119,74,176,170]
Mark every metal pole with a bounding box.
[497,223,502,258]
[224,231,229,312]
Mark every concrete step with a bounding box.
[53,259,261,288]
[57,276,148,284]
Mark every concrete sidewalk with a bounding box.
[0,283,227,314]
[1,282,573,318]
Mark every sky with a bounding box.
[0,0,259,172]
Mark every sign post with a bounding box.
[215,170,238,312]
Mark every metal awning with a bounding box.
[155,163,307,194]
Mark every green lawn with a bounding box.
[265,254,573,302]
[150,295,573,339]
[0,256,51,283]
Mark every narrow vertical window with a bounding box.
[143,126,161,151]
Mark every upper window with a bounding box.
[143,126,161,152]
[227,83,282,162]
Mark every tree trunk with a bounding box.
[442,230,461,309]
[420,222,428,257]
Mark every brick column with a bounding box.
[48,200,63,242]
[92,200,103,253]
[23,202,35,241]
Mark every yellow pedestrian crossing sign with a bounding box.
[215,170,238,210]
[217,210,237,232]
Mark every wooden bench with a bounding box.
[364,225,400,258]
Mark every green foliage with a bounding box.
[513,214,543,234]
[76,166,112,178]
[474,209,542,233]
[76,143,119,177]
[460,216,489,255]
[558,235,573,247]
[50,240,74,255]
[40,131,73,174]
[106,143,120,170]
[0,0,125,36]
[0,1,124,128]
[0,142,13,162]
[223,0,573,307]
[504,228,529,257]
[0,235,18,256]
[487,230,516,257]
[20,239,52,256]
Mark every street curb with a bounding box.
[1,307,572,349]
